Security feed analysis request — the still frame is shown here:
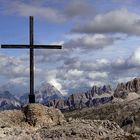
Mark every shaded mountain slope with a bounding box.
[64,97,140,136]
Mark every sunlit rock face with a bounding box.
[47,85,113,110]
[114,78,140,100]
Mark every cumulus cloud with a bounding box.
[79,59,110,71]
[1,46,140,94]
[88,72,108,79]
[49,79,62,91]
[115,76,136,84]
[128,47,140,66]
[0,0,95,22]
[64,34,114,50]
[0,54,28,77]
[64,0,95,18]
[72,8,140,35]
[48,58,111,92]
[54,47,140,92]
[1,1,65,22]
[110,47,140,70]
[9,77,28,86]
[43,70,67,95]
[1,41,140,94]
[0,53,42,79]
[34,48,69,64]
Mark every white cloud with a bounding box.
[64,0,95,18]
[129,47,140,66]
[9,77,28,86]
[0,1,64,22]
[0,0,95,22]
[88,72,108,79]
[1,46,140,94]
[44,70,67,95]
[49,41,64,45]
[64,34,114,50]
[49,79,61,91]
[115,76,136,84]
[87,80,105,87]
[0,54,28,78]
[111,47,140,69]
[80,34,113,47]
[67,70,83,77]
[73,8,140,35]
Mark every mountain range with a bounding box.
[46,85,113,110]
[0,82,63,109]
[0,78,140,110]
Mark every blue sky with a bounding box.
[1,0,140,94]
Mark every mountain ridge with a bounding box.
[0,77,140,110]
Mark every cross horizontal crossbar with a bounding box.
[1,45,62,49]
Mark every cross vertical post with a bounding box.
[1,16,62,104]
[29,16,35,103]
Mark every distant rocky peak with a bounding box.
[91,85,112,95]
[103,85,112,92]
[0,90,21,110]
[37,82,63,97]
[19,82,63,105]
[114,78,140,99]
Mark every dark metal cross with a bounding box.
[1,16,62,103]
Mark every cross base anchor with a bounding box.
[29,94,35,103]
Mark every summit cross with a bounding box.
[1,16,62,103]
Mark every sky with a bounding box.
[1,0,140,95]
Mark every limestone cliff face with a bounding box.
[114,78,140,99]
[47,85,113,110]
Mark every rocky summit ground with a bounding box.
[64,97,140,139]
[0,104,139,140]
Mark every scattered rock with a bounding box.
[64,97,140,138]
[37,119,138,140]
[0,103,138,140]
